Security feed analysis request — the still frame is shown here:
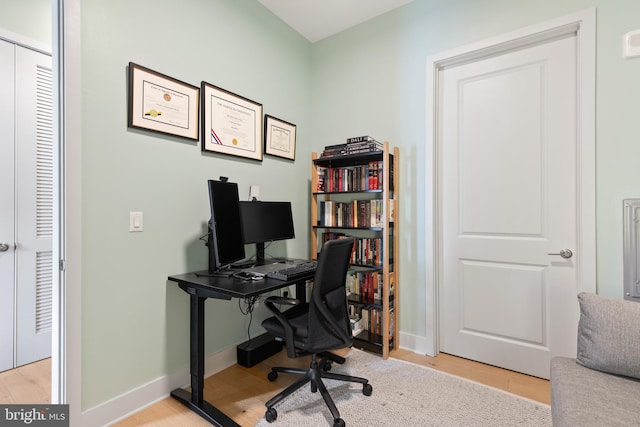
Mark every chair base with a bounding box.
[264,353,372,426]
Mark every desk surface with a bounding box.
[168,269,313,299]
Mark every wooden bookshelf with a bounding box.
[311,141,399,359]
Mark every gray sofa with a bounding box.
[550,293,640,426]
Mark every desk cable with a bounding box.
[239,295,261,346]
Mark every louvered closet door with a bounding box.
[14,45,53,367]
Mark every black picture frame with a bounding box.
[201,81,263,161]
[128,62,199,141]
[264,115,296,160]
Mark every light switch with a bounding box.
[129,211,143,232]
[623,29,640,59]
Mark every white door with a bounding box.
[0,39,53,371]
[439,32,581,379]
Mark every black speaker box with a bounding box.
[237,332,283,368]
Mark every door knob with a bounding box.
[0,242,10,252]
[547,249,573,259]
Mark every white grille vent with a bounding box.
[623,199,640,302]
[36,65,53,239]
[36,251,53,333]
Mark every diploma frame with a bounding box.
[201,81,263,161]
[128,63,199,141]
[264,115,296,160]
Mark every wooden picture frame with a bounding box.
[201,81,263,161]
[128,62,199,141]
[264,115,296,160]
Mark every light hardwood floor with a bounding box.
[0,350,550,426]
[114,348,550,426]
[0,358,50,404]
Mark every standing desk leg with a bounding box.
[191,294,205,406]
[296,281,306,301]
[171,294,239,426]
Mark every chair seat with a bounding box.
[262,303,309,341]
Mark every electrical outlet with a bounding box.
[250,185,260,200]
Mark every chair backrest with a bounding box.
[306,238,355,352]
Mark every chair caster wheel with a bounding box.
[363,383,373,396]
[265,407,277,423]
[322,361,332,371]
[267,371,278,382]
[333,418,345,427]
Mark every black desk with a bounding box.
[168,270,313,426]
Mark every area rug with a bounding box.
[254,348,551,426]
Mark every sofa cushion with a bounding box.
[551,357,640,427]
[577,292,640,379]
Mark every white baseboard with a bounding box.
[79,346,237,427]
[399,331,430,356]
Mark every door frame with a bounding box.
[52,0,83,419]
[424,9,596,357]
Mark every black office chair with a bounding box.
[261,238,372,427]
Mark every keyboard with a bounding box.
[265,261,318,281]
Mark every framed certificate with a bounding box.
[201,81,263,161]
[264,115,296,160]
[128,63,199,141]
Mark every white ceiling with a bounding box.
[257,0,415,43]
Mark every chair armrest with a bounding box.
[264,296,302,358]
[264,295,301,307]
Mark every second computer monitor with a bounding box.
[239,201,295,263]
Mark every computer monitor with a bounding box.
[207,179,245,274]
[239,201,295,263]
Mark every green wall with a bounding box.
[0,0,51,46]
[80,0,311,410]
[311,0,640,336]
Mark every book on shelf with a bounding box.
[350,316,364,337]
[318,200,384,229]
[319,136,384,158]
[320,143,348,158]
[353,238,383,266]
[315,161,384,192]
[321,233,383,268]
[352,306,383,338]
[346,135,375,143]
[346,270,382,301]
[316,166,327,192]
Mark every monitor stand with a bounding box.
[230,242,269,269]
[196,263,235,278]
[230,260,256,269]
[255,242,265,264]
